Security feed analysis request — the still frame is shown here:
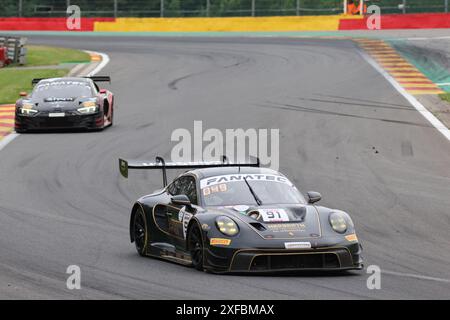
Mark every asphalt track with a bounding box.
[1,34,450,299]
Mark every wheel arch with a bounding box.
[103,97,110,116]
[129,202,144,243]
[186,217,205,251]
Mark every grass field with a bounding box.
[0,69,69,104]
[439,92,450,103]
[0,45,90,104]
[26,45,91,66]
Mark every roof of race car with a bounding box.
[187,166,283,179]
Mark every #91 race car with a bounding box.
[15,76,114,132]
[119,157,363,274]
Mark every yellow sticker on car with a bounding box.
[210,238,231,246]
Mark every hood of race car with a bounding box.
[212,204,322,240]
[24,97,95,112]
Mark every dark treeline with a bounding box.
[2,0,343,17]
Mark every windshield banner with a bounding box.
[200,174,293,189]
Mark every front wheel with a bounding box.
[187,224,204,271]
[133,208,147,256]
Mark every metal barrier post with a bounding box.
[446,0,449,13]
[18,0,23,17]
[114,0,118,18]
[161,0,164,17]
[206,0,210,17]
[251,0,255,17]
[403,0,406,14]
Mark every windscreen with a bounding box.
[32,80,93,99]
[200,174,306,206]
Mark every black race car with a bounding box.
[15,76,114,132]
[120,157,363,273]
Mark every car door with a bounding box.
[166,175,198,247]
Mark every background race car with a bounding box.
[15,76,114,132]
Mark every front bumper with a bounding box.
[15,113,103,131]
[204,242,363,273]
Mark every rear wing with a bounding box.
[119,156,260,187]
[31,76,111,85]
[84,76,111,83]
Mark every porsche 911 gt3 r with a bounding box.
[119,157,363,273]
[15,76,114,132]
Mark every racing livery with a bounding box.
[120,157,363,273]
[15,76,114,132]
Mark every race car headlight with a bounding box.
[215,216,239,236]
[329,211,347,234]
[77,102,98,114]
[19,103,38,116]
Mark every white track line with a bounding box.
[0,133,19,152]
[358,50,450,141]
[394,36,450,41]
[0,50,110,152]
[83,50,110,77]
[383,269,450,284]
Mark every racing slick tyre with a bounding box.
[109,100,114,127]
[188,223,204,271]
[133,208,148,256]
[109,107,114,127]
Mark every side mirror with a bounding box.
[99,89,107,94]
[307,191,322,204]
[19,91,27,97]
[171,194,191,206]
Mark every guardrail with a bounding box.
[2,1,450,18]
[0,36,27,65]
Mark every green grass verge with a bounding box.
[0,69,69,104]
[26,45,91,66]
[439,92,450,104]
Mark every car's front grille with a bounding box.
[250,252,340,271]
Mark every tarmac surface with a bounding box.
[0,32,449,299]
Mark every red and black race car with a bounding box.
[15,76,114,132]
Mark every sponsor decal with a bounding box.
[200,174,292,189]
[210,238,231,246]
[345,234,358,242]
[36,81,89,90]
[48,113,65,118]
[284,242,312,249]
[177,206,192,239]
[202,183,227,196]
[267,222,306,232]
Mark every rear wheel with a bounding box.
[109,99,114,127]
[188,224,204,271]
[133,208,147,256]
